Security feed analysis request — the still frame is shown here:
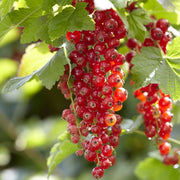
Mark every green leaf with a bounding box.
[42,0,56,11]
[1,72,36,93]
[48,3,95,40]
[135,157,180,180]
[14,0,28,9]
[2,42,74,93]
[131,46,180,101]
[0,0,16,17]
[0,7,42,42]
[51,34,67,47]
[20,17,43,43]
[0,15,12,42]
[109,0,128,10]
[127,9,151,41]
[25,0,43,8]
[47,131,78,177]
[121,115,143,134]
[18,42,55,77]
[36,23,51,43]
[35,46,67,89]
[0,28,20,47]
[172,101,180,124]
[9,8,42,25]
[143,0,180,24]
[166,36,180,58]
[9,8,42,43]
[56,0,73,7]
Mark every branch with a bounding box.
[132,130,180,146]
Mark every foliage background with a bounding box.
[0,0,180,180]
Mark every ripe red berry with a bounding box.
[71,134,80,144]
[109,155,116,166]
[159,96,172,111]
[75,40,88,53]
[125,51,135,63]
[92,167,104,179]
[100,158,111,169]
[114,87,128,102]
[144,125,156,138]
[156,18,169,33]
[102,83,113,96]
[159,141,171,155]
[105,113,117,126]
[62,109,72,120]
[92,74,105,87]
[104,18,118,32]
[101,145,113,157]
[108,73,123,88]
[89,137,103,151]
[151,27,163,40]
[109,135,119,147]
[104,48,119,62]
[84,149,97,162]
[76,149,84,156]
[102,96,114,109]
[67,31,81,44]
[143,38,154,47]
[126,38,138,49]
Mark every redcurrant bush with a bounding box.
[1,0,180,180]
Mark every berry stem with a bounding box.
[132,130,180,146]
[168,138,180,146]
[96,152,100,166]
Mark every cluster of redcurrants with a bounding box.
[134,84,178,165]
[60,2,129,178]
[124,11,179,165]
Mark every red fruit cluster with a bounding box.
[123,6,178,166]
[62,6,128,179]
[145,18,170,54]
[134,85,178,165]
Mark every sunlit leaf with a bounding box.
[18,42,55,77]
[135,157,180,180]
[127,9,151,41]
[131,46,180,101]
[48,3,95,40]
[2,42,74,92]
[47,131,78,177]
[143,0,180,24]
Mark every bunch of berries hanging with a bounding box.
[134,84,178,165]
[124,6,179,166]
[60,1,128,178]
